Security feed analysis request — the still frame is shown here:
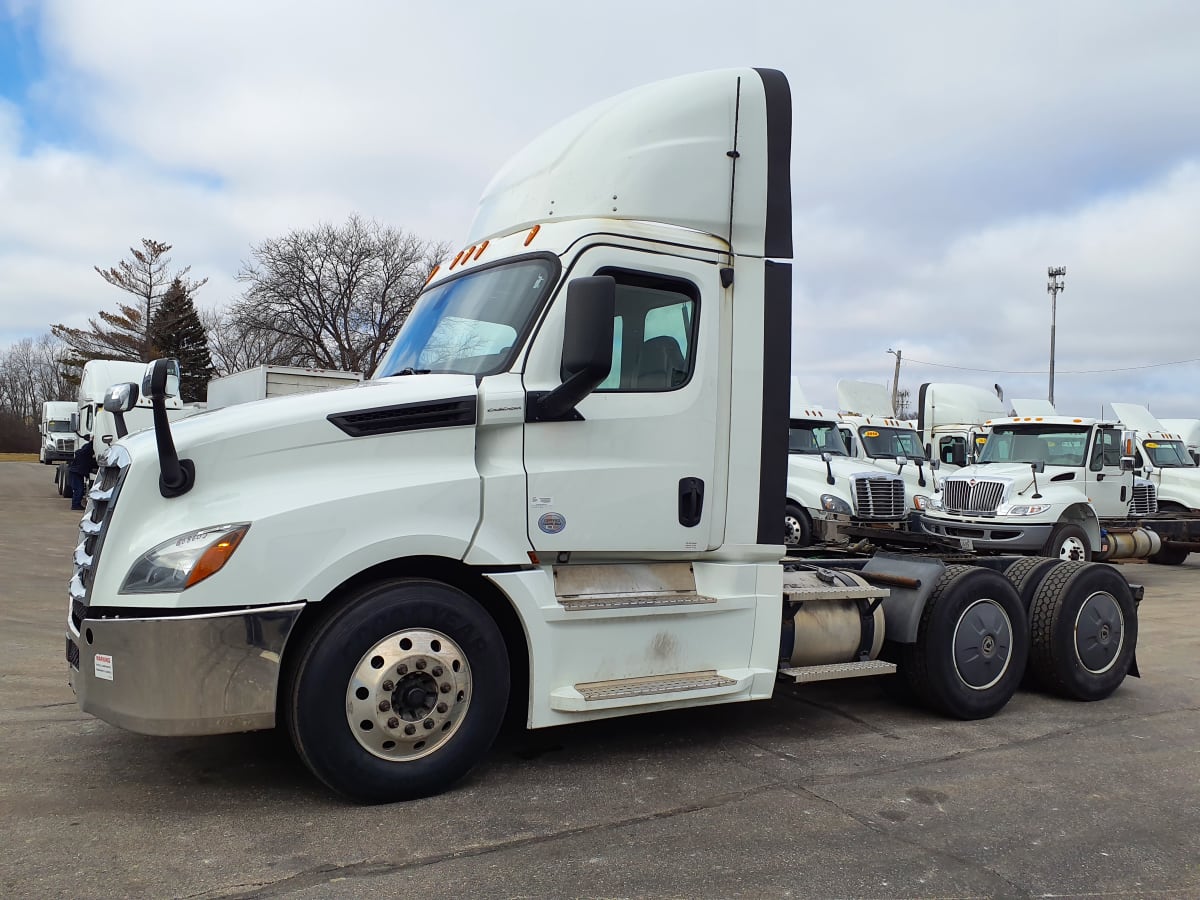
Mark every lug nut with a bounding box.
[381,680,394,692]
[436,703,448,714]
[423,719,434,730]
[440,683,451,693]
[397,664,408,675]
[387,717,400,729]
[404,724,416,736]
[431,666,443,677]
[415,660,426,671]
[378,700,391,712]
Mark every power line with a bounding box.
[899,355,1200,375]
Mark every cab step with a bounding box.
[778,659,897,683]
[550,669,747,711]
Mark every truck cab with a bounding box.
[835,380,938,506]
[1110,403,1200,513]
[785,384,906,547]
[916,382,1006,471]
[39,401,78,464]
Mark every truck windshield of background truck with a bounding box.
[977,424,1090,466]
[46,419,73,433]
[789,420,848,455]
[857,426,924,461]
[374,255,559,378]
[1139,439,1195,468]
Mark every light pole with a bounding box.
[1047,266,1066,406]
[887,348,902,414]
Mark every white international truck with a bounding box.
[206,365,363,410]
[785,383,907,548]
[39,401,79,464]
[65,68,1142,803]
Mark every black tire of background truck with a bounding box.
[899,565,1028,720]
[1027,561,1136,701]
[1041,522,1092,562]
[284,578,510,804]
[1148,543,1190,566]
[784,502,813,548]
[57,465,71,497]
[1002,557,1064,612]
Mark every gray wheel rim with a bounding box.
[1074,591,1124,674]
[345,628,472,761]
[952,599,1014,690]
[784,513,804,547]
[1057,535,1088,561]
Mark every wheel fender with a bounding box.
[860,554,948,644]
[1060,504,1100,551]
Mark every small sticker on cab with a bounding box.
[94,653,114,681]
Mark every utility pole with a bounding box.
[1047,266,1066,405]
[887,348,902,414]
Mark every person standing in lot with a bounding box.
[68,440,96,510]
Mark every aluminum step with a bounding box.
[572,670,736,702]
[557,592,716,611]
[778,659,897,683]
[781,582,889,602]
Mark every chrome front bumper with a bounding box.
[67,602,305,736]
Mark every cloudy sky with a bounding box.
[2,0,1198,418]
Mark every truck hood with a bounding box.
[1147,467,1200,511]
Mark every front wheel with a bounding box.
[899,565,1028,719]
[784,502,813,548]
[285,578,510,803]
[1042,523,1092,562]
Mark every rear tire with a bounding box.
[1027,562,1136,700]
[784,502,813,548]
[1148,544,1189,566]
[1042,523,1092,562]
[899,565,1028,720]
[1002,557,1063,612]
[285,578,510,803]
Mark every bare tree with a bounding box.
[0,334,74,450]
[233,216,448,373]
[200,306,307,377]
[51,239,209,366]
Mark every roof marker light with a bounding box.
[424,265,440,285]
[474,240,489,260]
[524,224,541,246]
[449,250,464,269]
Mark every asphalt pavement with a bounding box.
[1,460,1197,899]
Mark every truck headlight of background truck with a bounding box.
[820,494,851,514]
[120,523,251,594]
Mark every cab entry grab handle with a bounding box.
[679,477,705,527]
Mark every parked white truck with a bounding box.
[835,380,938,504]
[786,383,907,547]
[1158,419,1200,465]
[39,401,78,464]
[916,382,1006,470]
[206,365,363,410]
[65,68,1141,803]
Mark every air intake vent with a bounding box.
[328,397,476,437]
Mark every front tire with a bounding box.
[784,502,813,548]
[899,565,1028,719]
[1042,523,1092,562]
[285,578,510,803]
[1027,562,1137,700]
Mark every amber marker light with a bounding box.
[474,240,489,260]
[424,265,440,285]
[524,224,541,246]
[449,250,464,269]
[185,525,250,589]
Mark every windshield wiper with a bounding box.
[396,368,432,376]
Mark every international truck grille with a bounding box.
[941,478,1005,516]
[1129,482,1158,517]
[852,475,905,519]
[68,446,129,629]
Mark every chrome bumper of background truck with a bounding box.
[920,516,1053,552]
[67,602,305,736]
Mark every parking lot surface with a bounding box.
[2,460,1198,899]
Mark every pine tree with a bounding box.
[148,278,215,402]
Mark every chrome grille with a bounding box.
[1129,482,1158,517]
[68,446,129,630]
[852,474,906,519]
[942,478,1006,515]
[55,438,73,451]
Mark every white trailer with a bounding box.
[65,68,1141,803]
[206,365,362,410]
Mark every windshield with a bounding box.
[978,425,1090,466]
[789,420,847,455]
[857,426,924,460]
[47,420,74,433]
[1143,439,1195,468]
[373,257,558,378]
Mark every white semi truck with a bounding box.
[835,380,939,506]
[65,68,1142,803]
[785,383,907,547]
[206,365,363,410]
[1158,418,1200,465]
[916,382,1006,470]
[39,401,78,464]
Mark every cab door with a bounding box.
[1086,426,1131,516]
[521,246,724,554]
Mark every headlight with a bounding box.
[120,523,250,594]
[820,494,852,514]
[913,494,930,511]
[1004,504,1051,517]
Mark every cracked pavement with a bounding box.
[2,461,1198,899]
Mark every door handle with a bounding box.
[679,477,704,527]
